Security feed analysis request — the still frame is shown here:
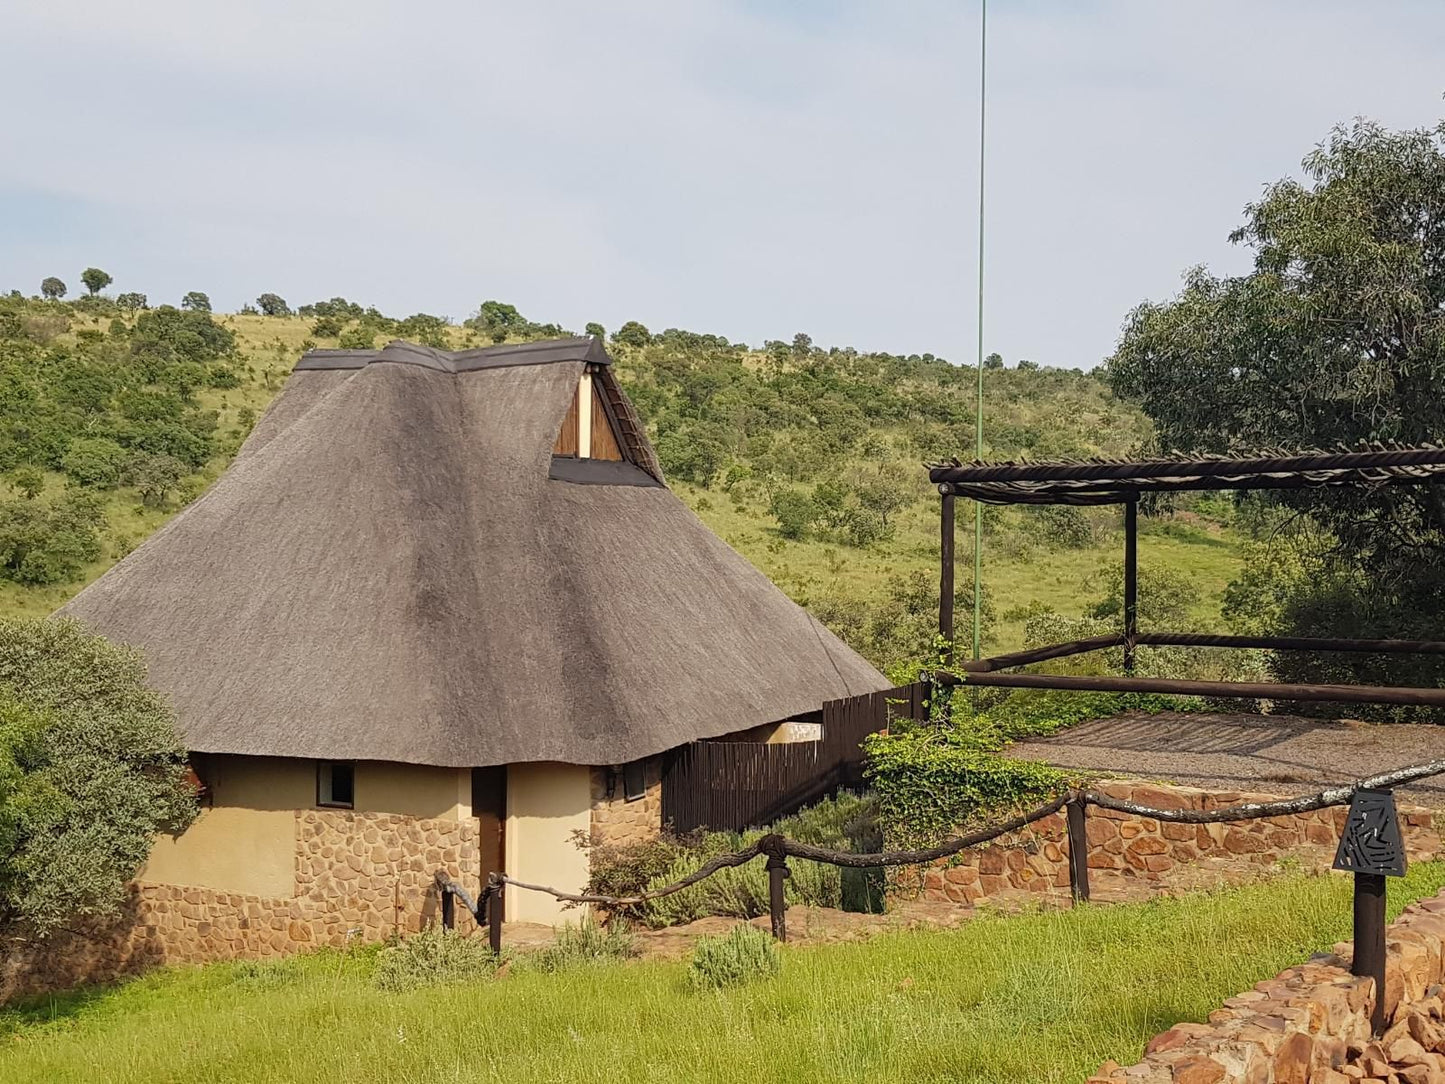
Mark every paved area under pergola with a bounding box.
[1008,711,1445,805]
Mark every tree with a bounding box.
[792,332,813,357]
[983,352,1004,370]
[40,278,66,301]
[80,268,113,296]
[768,488,816,540]
[61,438,129,489]
[1108,117,1445,710]
[126,454,188,508]
[180,291,211,313]
[585,322,606,340]
[0,618,196,938]
[612,321,651,349]
[116,292,148,314]
[255,293,290,317]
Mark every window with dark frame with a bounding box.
[317,761,355,808]
[622,760,647,802]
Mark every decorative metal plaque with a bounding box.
[1333,788,1407,878]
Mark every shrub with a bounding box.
[523,917,638,974]
[373,926,499,991]
[10,468,43,500]
[687,925,780,990]
[581,830,698,903]
[61,438,128,489]
[863,728,1067,851]
[0,491,105,585]
[628,793,881,927]
[0,618,196,938]
[338,325,378,350]
[180,291,211,313]
[768,488,815,540]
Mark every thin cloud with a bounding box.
[1,1,1441,365]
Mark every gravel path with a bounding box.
[1008,712,1445,805]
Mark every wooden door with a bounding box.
[472,766,507,919]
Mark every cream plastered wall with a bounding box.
[505,762,592,925]
[140,755,471,897]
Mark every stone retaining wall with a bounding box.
[0,808,479,1002]
[905,781,1439,909]
[1090,889,1445,1083]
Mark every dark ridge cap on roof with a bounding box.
[296,335,611,373]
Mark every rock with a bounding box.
[1272,1031,1312,1083]
[1169,1055,1226,1083]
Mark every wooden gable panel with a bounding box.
[553,384,580,456]
[589,380,624,461]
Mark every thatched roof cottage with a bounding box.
[61,337,887,954]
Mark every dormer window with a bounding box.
[553,366,624,461]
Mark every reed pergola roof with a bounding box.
[928,445,1445,505]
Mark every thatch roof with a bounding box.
[929,445,1445,505]
[62,338,888,768]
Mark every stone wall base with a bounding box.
[896,780,1440,911]
[1,807,480,1003]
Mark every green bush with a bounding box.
[60,438,128,489]
[627,792,881,928]
[687,924,780,990]
[373,926,499,991]
[0,491,105,584]
[0,618,196,938]
[863,728,1067,851]
[522,916,637,974]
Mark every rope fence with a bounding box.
[435,757,1445,950]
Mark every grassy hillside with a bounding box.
[3,866,1442,1084]
[0,298,1242,669]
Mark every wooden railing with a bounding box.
[437,757,1445,1035]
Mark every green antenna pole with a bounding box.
[972,0,987,662]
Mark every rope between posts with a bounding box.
[434,758,1445,912]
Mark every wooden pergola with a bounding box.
[930,445,1445,706]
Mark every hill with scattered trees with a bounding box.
[0,279,1245,674]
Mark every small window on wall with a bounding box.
[622,760,647,802]
[317,761,355,808]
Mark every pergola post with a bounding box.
[939,487,955,660]
[1123,494,1138,674]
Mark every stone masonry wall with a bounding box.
[1090,888,1445,1083]
[906,781,1439,910]
[589,758,663,848]
[1,808,480,1002]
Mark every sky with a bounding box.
[2,1,1442,369]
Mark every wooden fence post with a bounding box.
[1066,798,1090,903]
[766,854,789,942]
[440,884,455,931]
[487,875,504,956]
[1354,872,1387,1035]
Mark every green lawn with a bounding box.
[5,866,1441,1084]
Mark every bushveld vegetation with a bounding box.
[0,278,1245,671]
[1110,117,1445,716]
[4,866,1445,1084]
[0,618,195,939]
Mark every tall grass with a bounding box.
[5,865,1443,1084]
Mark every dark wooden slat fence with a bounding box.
[662,683,926,833]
